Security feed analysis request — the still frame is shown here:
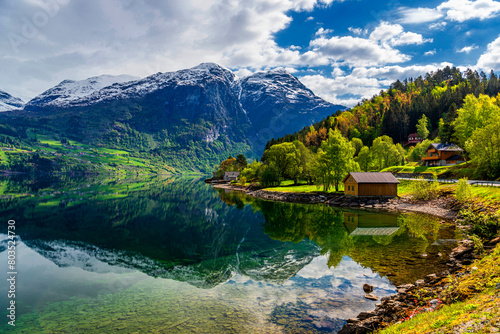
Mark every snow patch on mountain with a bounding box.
[0,90,24,112]
[25,74,139,109]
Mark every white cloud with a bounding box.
[397,7,444,24]
[315,27,334,36]
[351,63,454,81]
[331,67,345,76]
[305,16,314,21]
[457,45,478,53]
[438,0,500,22]
[299,63,454,107]
[369,22,432,47]
[309,35,411,67]
[348,27,364,35]
[429,21,447,30]
[399,0,500,24]
[369,22,404,42]
[477,35,500,71]
[425,49,437,56]
[0,0,337,100]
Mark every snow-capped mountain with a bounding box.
[0,89,24,111]
[25,74,139,109]
[26,64,234,109]
[239,69,342,147]
[17,63,345,171]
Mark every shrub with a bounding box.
[460,208,500,239]
[239,176,247,186]
[411,176,440,200]
[455,178,472,203]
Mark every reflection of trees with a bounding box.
[249,200,454,285]
[255,202,351,267]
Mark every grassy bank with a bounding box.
[262,180,344,193]
[378,243,500,334]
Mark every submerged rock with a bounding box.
[364,294,379,301]
[363,284,374,294]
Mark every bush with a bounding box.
[239,176,247,186]
[460,208,500,239]
[455,178,472,203]
[411,176,440,200]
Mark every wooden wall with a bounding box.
[358,183,397,197]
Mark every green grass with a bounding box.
[378,244,500,334]
[382,164,456,175]
[470,185,500,208]
[265,182,344,193]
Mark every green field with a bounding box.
[1,135,175,175]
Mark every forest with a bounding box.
[215,67,500,185]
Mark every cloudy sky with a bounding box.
[1,0,500,107]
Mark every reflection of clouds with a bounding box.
[216,254,398,324]
[296,255,396,296]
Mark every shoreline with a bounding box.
[212,182,459,220]
[210,181,498,333]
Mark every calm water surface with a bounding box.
[0,176,462,333]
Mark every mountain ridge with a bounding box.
[3,63,346,172]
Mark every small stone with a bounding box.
[471,266,478,271]
[437,252,443,257]
[365,294,379,301]
[302,316,313,322]
[358,311,377,320]
[415,279,425,286]
[420,254,428,258]
[363,284,374,294]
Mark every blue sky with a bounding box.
[1,0,500,107]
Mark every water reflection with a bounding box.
[0,176,461,333]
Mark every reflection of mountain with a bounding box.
[0,176,460,289]
[1,176,319,288]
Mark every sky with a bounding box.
[1,0,500,107]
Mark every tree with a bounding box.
[453,94,500,148]
[416,114,430,140]
[409,139,432,162]
[241,160,263,181]
[350,137,363,156]
[312,129,358,191]
[465,114,500,179]
[236,154,248,169]
[357,146,372,172]
[263,142,297,183]
[291,141,314,184]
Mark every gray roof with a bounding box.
[427,143,463,152]
[344,172,400,184]
[224,172,240,176]
[350,227,400,236]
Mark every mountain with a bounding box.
[0,89,24,111]
[238,69,341,147]
[7,63,345,172]
[24,74,139,110]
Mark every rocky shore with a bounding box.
[212,182,459,220]
[209,181,499,333]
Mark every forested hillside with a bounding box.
[266,66,500,149]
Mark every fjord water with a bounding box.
[0,176,461,333]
